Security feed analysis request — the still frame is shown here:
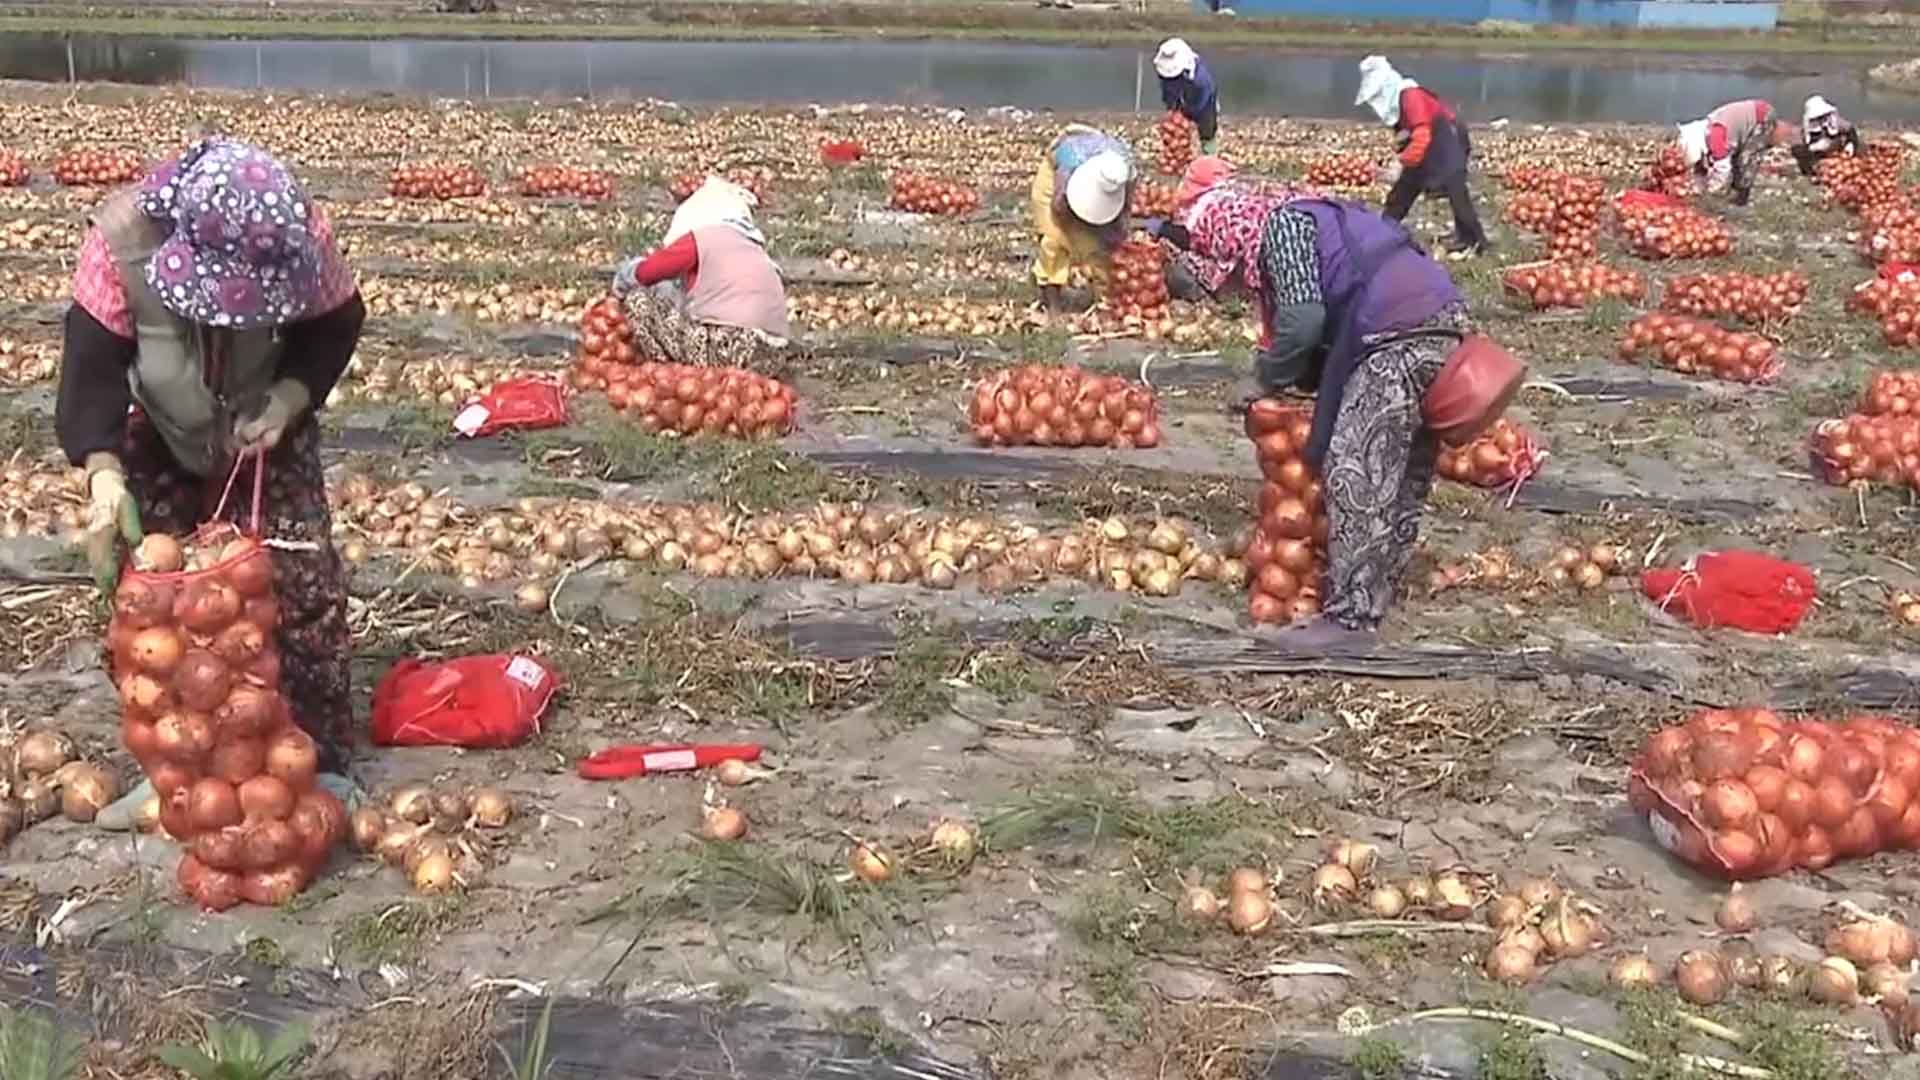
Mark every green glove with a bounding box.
[84,460,142,596]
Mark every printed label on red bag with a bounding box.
[454,404,490,436]
[504,655,546,690]
[641,749,698,772]
[1647,811,1683,855]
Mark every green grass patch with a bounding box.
[979,779,1296,877]
[1349,1036,1408,1080]
[335,897,470,966]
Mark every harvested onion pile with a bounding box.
[1858,202,1920,265]
[1243,399,1327,625]
[387,162,487,199]
[1616,313,1780,384]
[1894,591,1920,628]
[1501,261,1644,310]
[350,783,513,895]
[1501,171,1603,237]
[0,730,120,847]
[52,148,143,187]
[606,363,796,440]
[0,151,25,187]
[1847,274,1920,347]
[887,172,980,216]
[1660,270,1807,325]
[515,164,612,200]
[1863,370,1920,417]
[1436,419,1545,488]
[1541,542,1624,592]
[1129,181,1176,219]
[110,529,346,910]
[1156,111,1197,176]
[0,464,84,541]
[329,478,1237,599]
[968,364,1160,449]
[668,167,773,204]
[1098,238,1170,321]
[1628,708,1920,878]
[1303,156,1377,190]
[571,294,638,389]
[1817,144,1906,213]
[1639,143,1693,200]
[0,337,58,386]
[1615,201,1732,259]
[1809,413,1920,490]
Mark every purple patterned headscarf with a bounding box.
[137,137,322,329]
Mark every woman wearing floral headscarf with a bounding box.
[58,136,365,803]
[610,176,791,369]
[1149,158,1469,648]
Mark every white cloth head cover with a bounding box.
[1154,38,1197,79]
[1065,150,1130,226]
[1804,94,1836,128]
[663,176,765,248]
[1355,55,1415,127]
[1676,119,1712,168]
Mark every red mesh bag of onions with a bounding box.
[1629,709,1920,879]
[1435,418,1546,494]
[1641,550,1816,635]
[1243,398,1328,626]
[107,455,347,912]
[370,654,560,749]
[452,375,571,438]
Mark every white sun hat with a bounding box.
[1154,38,1197,80]
[1064,151,1130,225]
[1804,94,1836,127]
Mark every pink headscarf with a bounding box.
[1175,155,1237,210]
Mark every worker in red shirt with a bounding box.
[1355,55,1488,258]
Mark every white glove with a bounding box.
[1379,159,1405,185]
[83,455,140,593]
[1705,158,1732,195]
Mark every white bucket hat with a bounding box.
[1065,151,1130,226]
[1154,38,1197,80]
[1804,94,1836,128]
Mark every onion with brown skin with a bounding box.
[1865,962,1909,1007]
[49,761,116,823]
[0,800,23,847]
[263,729,318,791]
[154,710,215,765]
[210,737,266,785]
[1368,884,1408,918]
[238,774,295,823]
[129,627,184,676]
[1811,956,1860,1005]
[174,650,233,713]
[1715,886,1757,933]
[212,621,266,666]
[1312,863,1358,905]
[1227,889,1272,935]
[223,544,273,597]
[411,852,457,894]
[1181,886,1221,921]
[241,864,309,906]
[469,787,512,829]
[849,843,893,883]
[216,686,278,739]
[1608,953,1659,990]
[1675,951,1729,1005]
[176,580,241,634]
[1484,944,1538,985]
[1432,873,1476,920]
[193,828,246,872]
[186,777,243,832]
[349,807,387,851]
[702,806,747,841]
[14,731,72,778]
[1488,895,1529,930]
[390,785,434,825]
[244,820,299,870]
[134,534,184,573]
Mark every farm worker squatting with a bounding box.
[1793,94,1862,178]
[1354,55,1489,258]
[1675,99,1793,206]
[1154,38,1220,155]
[1029,124,1137,311]
[611,176,792,369]
[57,136,366,822]
[1151,157,1508,648]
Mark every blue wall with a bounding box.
[1196,0,1779,30]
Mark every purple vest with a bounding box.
[1289,199,1461,466]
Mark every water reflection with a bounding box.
[0,33,1913,126]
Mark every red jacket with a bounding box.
[1397,87,1458,169]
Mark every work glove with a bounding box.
[1199,138,1218,155]
[1705,158,1732,195]
[1379,159,1405,186]
[232,379,311,454]
[611,255,643,298]
[83,456,141,596]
